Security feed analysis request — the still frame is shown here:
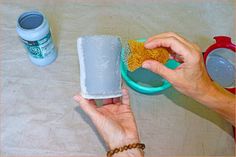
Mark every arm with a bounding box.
[142,32,235,126]
[193,82,235,125]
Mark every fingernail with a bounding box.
[142,62,151,69]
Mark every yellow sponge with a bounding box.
[127,40,170,71]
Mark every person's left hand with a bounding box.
[74,88,142,156]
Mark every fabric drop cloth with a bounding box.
[0,0,235,156]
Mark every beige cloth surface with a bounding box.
[0,0,235,156]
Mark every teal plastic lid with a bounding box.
[121,38,180,94]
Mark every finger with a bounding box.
[144,37,190,59]
[142,60,176,81]
[146,32,193,48]
[102,99,113,105]
[113,97,121,104]
[121,88,130,105]
[73,94,99,118]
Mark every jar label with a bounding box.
[21,32,55,59]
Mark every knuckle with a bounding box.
[152,63,163,74]
[166,32,176,36]
[157,66,163,74]
[169,36,178,42]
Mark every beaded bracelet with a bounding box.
[107,143,145,157]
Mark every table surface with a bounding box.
[0,0,235,156]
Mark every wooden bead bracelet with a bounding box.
[107,143,145,157]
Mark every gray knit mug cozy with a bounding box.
[77,35,122,99]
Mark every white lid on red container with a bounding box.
[204,36,235,94]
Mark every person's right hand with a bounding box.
[142,32,213,98]
[142,32,235,125]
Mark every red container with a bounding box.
[204,36,235,94]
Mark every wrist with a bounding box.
[192,76,223,102]
[187,71,215,100]
[188,77,217,106]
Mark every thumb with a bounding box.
[142,60,175,81]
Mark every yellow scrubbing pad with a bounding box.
[127,40,170,72]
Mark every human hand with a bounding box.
[74,88,143,157]
[142,32,235,125]
[142,32,213,98]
